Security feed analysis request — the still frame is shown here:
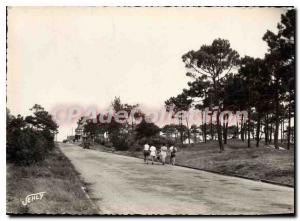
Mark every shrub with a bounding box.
[142,135,175,147]
[7,105,58,166]
[104,141,113,148]
[94,137,105,145]
[111,134,129,151]
[135,119,160,139]
[132,143,142,151]
[7,129,49,165]
[133,135,175,151]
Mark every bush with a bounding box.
[135,119,160,139]
[7,129,49,165]
[42,130,55,150]
[138,135,175,147]
[6,105,58,166]
[131,135,175,152]
[104,141,113,148]
[132,143,142,151]
[110,133,129,151]
[113,133,142,151]
[94,137,105,145]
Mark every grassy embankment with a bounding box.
[94,139,294,186]
[7,146,99,215]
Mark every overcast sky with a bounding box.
[7,7,287,140]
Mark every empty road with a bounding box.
[60,143,294,215]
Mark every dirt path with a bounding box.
[59,143,294,215]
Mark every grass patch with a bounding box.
[6,146,99,215]
[176,140,294,186]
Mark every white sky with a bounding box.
[7,7,288,140]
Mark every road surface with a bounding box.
[59,143,294,215]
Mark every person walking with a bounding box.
[156,148,161,162]
[143,143,150,164]
[149,145,157,165]
[160,144,168,165]
[169,145,177,165]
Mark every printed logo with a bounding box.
[21,192,46,206]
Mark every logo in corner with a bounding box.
[21,192,46,206]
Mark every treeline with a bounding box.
[77,97,173,151]
[78,10,295,152]
[165,9,295,151]
[7,104,59,165]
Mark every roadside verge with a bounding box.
[6,146,100,215]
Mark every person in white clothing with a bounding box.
[149,145,157,165]
[160,144,168,165]
[143,143,150,164]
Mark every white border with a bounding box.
[1,1,298,220]
[1,0,298,6]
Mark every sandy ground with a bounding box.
[59,143,294,215]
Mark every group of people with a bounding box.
[143,143,178,165]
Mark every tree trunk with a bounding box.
[203,93,207,143]
[241,115,245,141]
[236,121,239,139]
[270,122,273,143]
[292,127,294,144]
[256,112,261,147]
[287,96,291,150]
[216,110,224,151]
[259,124,263,140]
[281,118,284,143]
[223,114,228,144]
[213,78,223,152]
[209,94,214,141]
[247,84,251,148]
[247,107,251,148]
[280,119,282,143]
[210,116,214,141]
[265,114,269,145]
[179,117,183,145]
[274,80,280,149]
[186,117,190,144]
[203,123,207,143]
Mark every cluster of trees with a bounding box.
[78,10,294,152]
[78,97,167,150]
[7,104,58,165]
[165,9,295,151]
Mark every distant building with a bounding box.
[75,124,84,141]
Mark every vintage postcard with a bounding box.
[6,6,295,215]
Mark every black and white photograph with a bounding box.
[5,6,295,216]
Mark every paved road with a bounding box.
[59,143,294,215]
